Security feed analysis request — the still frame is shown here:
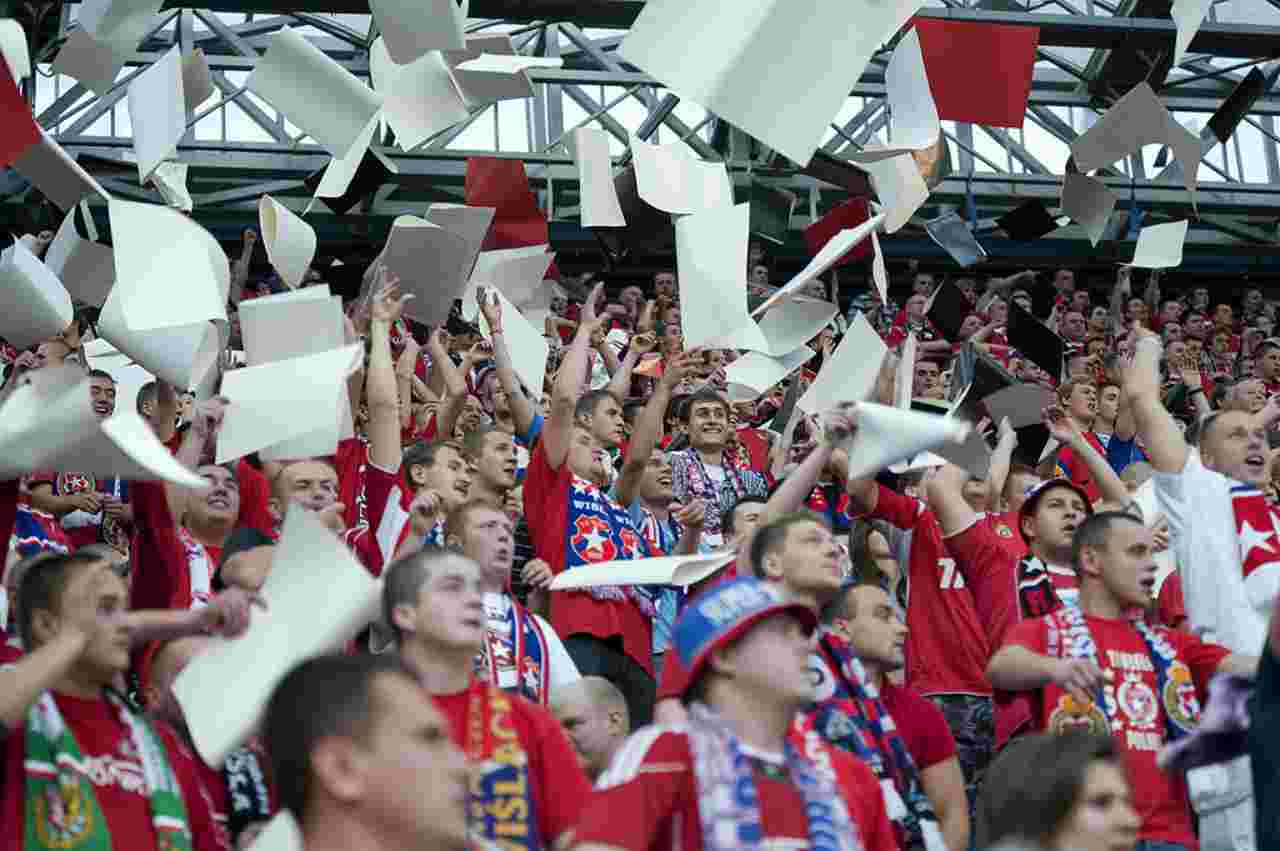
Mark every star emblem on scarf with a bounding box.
[1238,519,1275,559]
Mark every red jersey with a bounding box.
[982,510,1028,560]
[733,428,773,475]
[573,727,898,851]
[866,485,991,696]
[431,679,588,845]
[129,480,217,611]
[880,682,958,770]
[1004,613,1230,849]
[523,440,654,674]
[1,694,225,851]
[1052,431,1108,504]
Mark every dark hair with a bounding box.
[1070,510,1143,570]
[381,548,468,645]
[574,389,620,422]
[976,734,1122,848]
[461,424,508,460]
[87,368,115,384]
[136,380,158,415]
[263,653,417,821]
[748,511,827,579]
[401,439,467,486]
[680,387,729,424]
[722,496,768,538]
[846,518,894,586]
[17,551,110,651]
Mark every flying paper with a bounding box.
[450,52,563,105]
[461,245,554,322]
[126,45,184,181]
[0,18,30,83]
[247,27,383,159]
[895,333,917,409]
[150,161,193,211]
[369,37,470,152]
[631,135,733,215]
[181,48,214,112]
[174,505,382,766]
[754,298,839,357]
[725,347,813,401]
[0,240,74,350]
[476,287,549,397]
[871,231,888,303]
[676,204,756,352]
[572,127,625,227]
[44,206,115,307]
[913,19,1039,128]
[465,157,549,250]
[382,215,473,326]
[10,127,110,211]
[1071,83,1200,201]
[96,294,223,391]
[238,286,344,367]
[77,0,165,50]
[925,212,987,267]
[845,402,970,481]
[803,199,875,272]
[259,195,317,289]
[619,0,922,165]
[50,28,122,96]
[217,344,363,464]
[983,383,1056,428]
[551,550,737,590]
[1171,0,1213,66]
[755,213,885,316]
[848,29,938,160]
[798,314,887,414]
[424,203,495,282]
[0,59,38,166]
[1129,220,1189,269]
[862,154,929,233]
[370,0,467,64]
[1061,172,1116,248]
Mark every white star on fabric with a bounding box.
[582,526,609,553]
[1238,519,1276,559]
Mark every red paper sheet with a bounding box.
[464,156,550,250]
[0,61,39,167]
[803,198,873,266]
[913,19,1040,128]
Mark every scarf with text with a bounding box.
[477,594,551,706]
[464,681,541,851]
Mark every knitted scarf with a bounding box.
[24,690,192,851]
[685,702,863,851]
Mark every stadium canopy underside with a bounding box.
[6,0,1280,289]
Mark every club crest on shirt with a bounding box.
[1116,676,1159,728]
[1049,694,1109,736]
[35,778,92,846]
[995,523,1014,539]
[1162,661,1199,733]
[521,657,541,697]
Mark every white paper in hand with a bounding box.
[174,504,382,767]
[572,127,625,227]
[0,239,74,350]
[476,288,549,398]
[1129,220,1189,269]
[382,215,472,326]
[798,314,887,414]
[238,286,344,367]
[259,195,317,289]
[550,551,737,590]
[126,45,185,181]
[845,402,970,481]
[462,246,554,322]
[631,135,734,215]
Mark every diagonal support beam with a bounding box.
[209,71,291,144]
[822,99,886,154]
[197,179,306,207]
[560,85,633,148]
[1198,213,1277,243]
[193,9,262,58]
[978,125,1053,175]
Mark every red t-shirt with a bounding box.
[867,486,991,697]
[734,428,773,475]
[523,440,654,674]
[129,481,216,611]
[572,728,898,851]
[983,509,1028,560]
[1,694,225,851]
[334,436,371,531]
[1004,613,1230,849]
[1153,572,1188,631]
[880,682,958,770]
[1052,431,1108,504]
[431,680,589,845]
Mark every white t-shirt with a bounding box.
[482,592,581,697]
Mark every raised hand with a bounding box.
[1041,404,1080,445]
[191,396,230,443]
[370,271,413,325]
[822,403,857,446]
[478,287,503,332]
[673,498,707,531]
[523,558,554,589]
[630,331,658,355]
[1052,658,1107,707]
[200,587,266,639]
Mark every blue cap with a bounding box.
[669,577,818,696]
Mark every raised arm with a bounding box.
[1042,405,1130,508]
[987,644,1104,707]
[427,330,470,442]
[614,338,682,508]
[1109,267,1132,332]
[367,274,413,472]
[151,380,179,445]
[759,405,855,527]
[926,462,980,537]
[228,229,256,307]
[544,283,606,470]
[478,288,537,438]
[606,345,641,405]
[394,333,420,431]
[986,417,1017,511]
[1121,326,1192,474]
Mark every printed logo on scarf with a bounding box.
[35,780,91,847]
[1048,694,1109,736]
[1161,661,1199,734]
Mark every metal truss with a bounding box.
[8,2,1280,265]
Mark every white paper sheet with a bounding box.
[308,115,381,205]
[755,298,839,356]
[895,333,917,409]
[126,45,185,181]
[238,286,344,367]
[725,347,812,401]
[369,37,470,152]
[1172,0,1213,65]
[108,198,229,330]
[798,314,887,414]
[424,203,495,283]
[848,29,938,160]
[631,135,734,215]
[871,230,888,304]
[44,206,115,307]
[217,344,362,464]
[1129,220,1189,269]
[181,48,214,113]
[381,215,473,326]
[675,204,755,351]
[12,127,111,211]
[925,212,987,267]
[96,292,222,390]
[476,288,549,397]
[461,245,554,322]
[174,505,382,767]
[0,19,30,83]
[619,0,921,166]
[845,402,970,480]
[370,0,468,64]
[246,27,383,159]
[862,154,929,233]
[1070,83,1201,201]
[550,550,737,590]
[572,127,625,227]
[0,240,74,350]
[248,813,302,851]
[1061,172,1116,248]
[754,213,885,316]
[150,161,193,211]
[77,0,164,50]
[259,195,316,289]
[51,27,124,96]
[982,383,1056,428]
[450,52,562,105]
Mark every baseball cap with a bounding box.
[668,577,818,697]
[1017,477,1093,543]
